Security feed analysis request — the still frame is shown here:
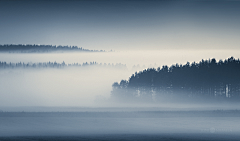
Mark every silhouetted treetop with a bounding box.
[0,44,105,53]
[0,61,127,70]
[111,57,240,102]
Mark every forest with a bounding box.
[0,61,127,70]
[111,57,240,102]
[0,44,104,52]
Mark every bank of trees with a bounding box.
[0,44,104,52]
[111,57,240,102]
[0,61,127,70]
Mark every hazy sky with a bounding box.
[0,0,240,51]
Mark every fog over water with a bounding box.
[1,50,240,107]
[0,67,130,107]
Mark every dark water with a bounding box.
[0,134,240,141]
[0,110,239,140]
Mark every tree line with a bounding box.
[0,44,105,53]
[111,57,240,102]
[0,61,127,70]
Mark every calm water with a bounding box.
[0,110,239,140]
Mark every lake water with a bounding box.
[0,110,239,140]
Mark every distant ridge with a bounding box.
[0,44,105,53]
[0,61,127,70]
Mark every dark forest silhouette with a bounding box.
[0,44,104,53]
[111,57,240,103]
[0,61,126,70]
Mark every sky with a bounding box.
[0,0,240,51]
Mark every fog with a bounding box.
[0,67,131,107]
[1,50,240,107]
[1,50,240,69]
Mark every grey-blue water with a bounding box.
[0,108,239,141]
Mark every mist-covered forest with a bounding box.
[2,56,240,104]
[0,44,105,53]
[0,61,127,70]
[111,57,240,103]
